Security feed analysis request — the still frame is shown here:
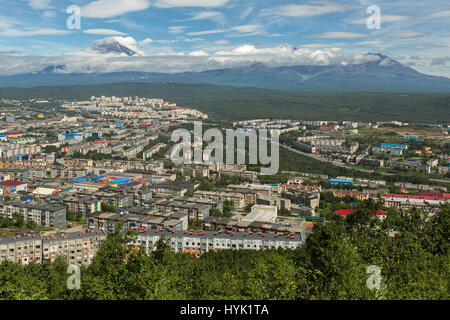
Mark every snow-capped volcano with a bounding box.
[87,37,141,56]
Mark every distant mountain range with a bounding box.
[0,53,449,92]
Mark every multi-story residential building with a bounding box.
[256,194,291,211]
[332,190,370,201]
[383,193,447,212]
[194,190,246,209]
[155,200,210,220]
[0,144,41,158]
[219,169,258,181]
[49,195,102,216]
[174,197,223,213]
[87,211,188,232]
[0,232,42,264]
[41,230,106,266]
[149,181,196,197]
[359,158,384,168]
[0,201,66,227]
[0,230,106,265]
[0,180,27,192]
[134,228,304,257]
[282,189,321,209]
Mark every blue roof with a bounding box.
[109,178,130,184]
[329,179,353,184]
[61,133,84,137]
[72,177,90,182]
[91,175,107,181]
[381,143,407,148]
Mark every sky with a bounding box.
[0,0,449,76]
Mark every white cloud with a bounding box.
[186,24,263,37]
[230,24,262,34]
[183,38,203,42]
[155,39,179,44]
[140,38,154,45]
[240,7,253,21]
[2,36,449,78]
[42,10,57,18]
[431,56,450,66]
[186,28,226,36]
[425,10,450,19]
[0,27,71,36]
[214,39,230,45]
[0,16,17,30]
[0,42,394,76]
[24,0,52,10]
[388,32,428,39]
[307,32,367,39]
[266,4,348,17]
[81,0,151,19]
[154,0,229,8]
[168,26,188,34]
[187,11,225,24]
[189,50,209,56]
[83,29,127,35]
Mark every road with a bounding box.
[280,144,377,174]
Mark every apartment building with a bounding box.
[87,211,188,232]
[0,201,66,227]
[194,190,246,209]
[383,193,447,212]
[256,194,291,211]
[0,230,106,265]
[174,197,223,213]
[134,228,304,257]
[41,230,106,266]
[283,188,321,209]
[49,195,102,216]
[0,180,27,192]
[0,143,42,158]
[0,232,42,264]
[332,190,370,201]
[155,200,210,220]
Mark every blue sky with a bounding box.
[0,0,449,76]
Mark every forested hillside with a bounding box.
[1,83,449,122]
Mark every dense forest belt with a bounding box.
[1,82,450,122]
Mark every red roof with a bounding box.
[334,209,386,216]
[417,192,450,200]
[4,132,24,136]
[334,209,353,216]
[384,193,447,201]
[0,180,27,186]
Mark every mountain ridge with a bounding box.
[0,53,449,92]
